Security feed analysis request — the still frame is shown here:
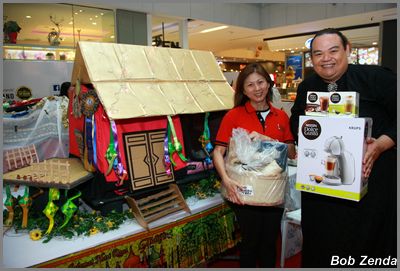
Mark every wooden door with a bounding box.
[123,129,174,191]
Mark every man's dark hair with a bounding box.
[310,28,349,52]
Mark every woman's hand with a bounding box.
[222,176,245,205]
[248,131,275,142]
[212,145,244,205]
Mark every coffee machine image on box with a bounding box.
[322,136,355,185]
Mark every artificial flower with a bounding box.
[196,192,207,199]
[29,229,43,241]
[89,227,99,236]
[214,180,221,189]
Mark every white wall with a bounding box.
[3,61,73,100]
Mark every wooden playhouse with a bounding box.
[69,41,234,229]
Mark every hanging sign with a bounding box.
[16,86,32,100]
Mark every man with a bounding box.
[290,28,396,267]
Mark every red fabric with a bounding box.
[68,87,84,158]
[216,101,294,146]
[69,85,187,183]
[94,104,186,182]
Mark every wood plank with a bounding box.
[136,187,175,205]
[125,196,148,230]
[145,206,183,223]
[140,194,179,210]
[169,183,191,213]
[141,200,180,217]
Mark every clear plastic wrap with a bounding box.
[3,96,69,173]
[221,128,288,206]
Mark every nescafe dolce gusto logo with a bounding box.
[330,93,341,103]
[301,119,322,140]
[308,92,318,102]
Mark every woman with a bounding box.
[213,63,296,267]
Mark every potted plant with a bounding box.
[3,20,22,43]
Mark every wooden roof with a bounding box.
[71,41,234,120]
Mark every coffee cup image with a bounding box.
[344,95,353,114]
[321,156,339,177]
[309,174,324,183]
[319,96,329,112]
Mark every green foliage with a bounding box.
[4,202,132,243]
[180,173,221,200]
[3,175,223,244]
[3,21,21,33]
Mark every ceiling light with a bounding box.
[26,15,32,19]
[69,21,73,25]
[291,50,295,53]
[100,13,104,16]
[90,18,93,21]
[92,22,97,25]
[200,25,228,33]
[110,35,115,39]
[372,42,377,45]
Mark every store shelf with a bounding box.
[3,44,75,61]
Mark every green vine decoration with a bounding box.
[180,173,221,200]
[3,174,223,244]
[4,196,132,243]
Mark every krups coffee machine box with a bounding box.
[305,91,359,117]
[296,116,372,201]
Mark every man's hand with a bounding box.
[363,135,395,178]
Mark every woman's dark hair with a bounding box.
[60,82,71,97]
[234,63,274,107]
[310,28,349,52]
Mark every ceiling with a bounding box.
[4,3,397,62]
[153,7,396,59]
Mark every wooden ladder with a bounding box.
[125,183,191,230]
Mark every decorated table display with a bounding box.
[3,173,221,243]
[3,174,237,268]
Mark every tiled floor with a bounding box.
[207,237,302,268]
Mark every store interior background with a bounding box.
[2,3,397,268]
[3,2,397,105]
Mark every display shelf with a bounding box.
[3,44,75,61]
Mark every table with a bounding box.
[2,194,237,268]
[3,158,93,189]
[3,166,299,268]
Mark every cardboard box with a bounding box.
[305,91,359,117]
[296,116,372,201]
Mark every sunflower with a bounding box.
[106,221,114,228]
[196,191,207,199]
[29,229,43,241]
[89,227,99,236]
[96,217,102,222]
